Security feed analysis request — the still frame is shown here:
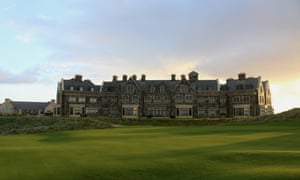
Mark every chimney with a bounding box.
[141,74,146,81]
[238,73,246,80]
[122,75,128,81]
[181,74,186,80]
[75,74,82,81]
[171,74,176,81]
[188,71,199,80]
[132,74,137,81]
[113,75,118,81]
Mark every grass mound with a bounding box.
[0,116,112,135]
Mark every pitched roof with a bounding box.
[101,79,219,92]
[12,101,49,111]
[224,77,260,91]
[63,78,101,92]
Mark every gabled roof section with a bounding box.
[262,80,269,90]
[12,101,49,111]
[225,76,261,91]
[62,75,101,92]
[194,80,219,91]
[101,81,123,93]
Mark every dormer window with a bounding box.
[79,87,83,91]
[70,86,74,91]
[150,86,155,93]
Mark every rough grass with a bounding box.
[0,119,300,179]
[0,116,112,135]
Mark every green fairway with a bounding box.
[0,121,300,179]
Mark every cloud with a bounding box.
[32,0,299,83]
[0,69,38,84]
[4,0,300,83]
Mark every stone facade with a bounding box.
[54,72,274,118]
[0,98,55,115]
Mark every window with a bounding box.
[208,97,216,103]
[132,96,139,103]
[179,85,188,93]
[236,84,243,90]
[243,96,250,103]
[90,87,94,92]
[160,85,165,93]
[127,85,135,94]
[78,97,86,103]
[154,96,161,103]
[70,86,74,91]
[122,96,129,103]
[198,97,205,103]
[197,108,206,116]
[68,96,76,103]
[186,95,193,103]
[86,107,98,114]
[177,108,192,116]
[123,107,138,116]
[147,107,167,117]
[234,108,244,116]
[73,107,83,115]
[144,95,152,103]
[111,108,120,116]
[232,96,240,103]
[90,97,97,103]
[164,95,170,102]
[111,96,118,103]
[208,108,217,117]
[220,97,226,104]
[79,87,83,91]
[175,95,182,103]
[150,86,155,93]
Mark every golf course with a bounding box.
[0,110,300,179]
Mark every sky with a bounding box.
[0,0,299,113]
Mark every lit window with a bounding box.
[78,97,86,103]
[90,98,97,103]
[68,97,76,103]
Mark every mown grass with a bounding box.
[0,118,300,179]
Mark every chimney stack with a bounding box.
[238,73,246,80]
[141,74,146,81]
[122,75,128,81]
[75,74,82,81]
[171,74,176,81]
[113,75,118,81]
[132,74,137,81]
[181,74,186,80]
